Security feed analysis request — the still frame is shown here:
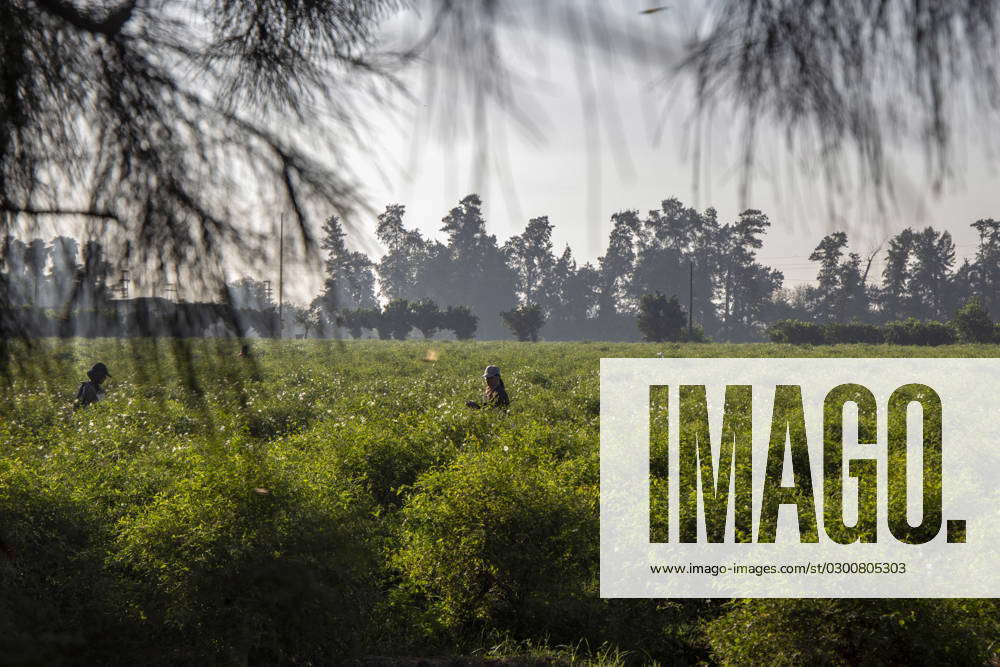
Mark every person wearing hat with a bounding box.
[75,362,111,409]
[466,364,510,409]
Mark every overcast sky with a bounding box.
[302,0,999,303]
[14,1,1000,304]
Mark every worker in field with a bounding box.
[74,362,110,409]
[466,364,510,409]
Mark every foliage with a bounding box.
[706,599,1000,666]
[954,297,994,343]
[883,319,956,346]
[2,339,999,662]
[768,319,826,345]
[443,305,478,340]
[500,304,545,342]
[637,292,688,342]
[395,449,598,640]
[823,321,884,345]
[409,299,442,339]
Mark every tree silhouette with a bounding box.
[501,304,545,342]
[317,216,378,317]
[503,216,557,308]
[409,299,442,339]
[637,293,687,343]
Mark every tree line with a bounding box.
[308,194,1000,341]
[3,195,1000,342]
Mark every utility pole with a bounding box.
[688,260,694,336]
[277,213,285,339]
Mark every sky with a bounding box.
[11,1,1000,304]
[298,0,1000,304]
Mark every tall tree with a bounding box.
[719,210,782,338]
[598,210,641,316]
[909,227,956,320]
[23,238,50,306]
[503,216,556,308]
[49,235,80,310]
[438,194,515,337]
[880,229,915,321]
[79,240,112,308]
[376,204,427,302]
[971,219,1000,317]
[808,232,872,323]
[317,216,378,315]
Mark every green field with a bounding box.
[2,340,999,665]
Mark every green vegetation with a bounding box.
[2,340,999,664]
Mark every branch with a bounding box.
[32,0,137,37]
[0,205,121,222]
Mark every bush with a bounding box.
[707,599,1000,666]
[501,304,545,342]
[953,297,994,343]
[0,461,130,665]
[394,449,598,641]
[824,321,884,344]
[883,318,956,346]
[768,319,826,345]
[113,457,379,663]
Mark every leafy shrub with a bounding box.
[953,297,994,343]
[0,460,129,665]
[883,318,956,345]
[823,321,884,344]
[768,319,826,344]
[394,449,598,641]
[707,599,1000,666]
[113,457,379,663]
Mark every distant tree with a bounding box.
[376,204,427,301]
[503,216,557,308]
[293,306,321,338]
[970,219,1000,317]
[953,297,994,343]
[317,216,378,316]
[225,277,273,311]
[382,299,412,340]
[501,304,545,342]
[438,194,516,337]
[409,299,441,339]
[1,236,28,304]
[630,199,696,312]
[807,232,872,323]
[718,210,782,339]
[442,305,478,340]
[23,239,50,307]
[49,236,80,310]
[637,292,687,342]
[598,210,641,316]
[880,229,915,321]
[338,308,379,339]
[909,227,955,320]
[79,240,113,308]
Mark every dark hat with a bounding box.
[87,362,111,381]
